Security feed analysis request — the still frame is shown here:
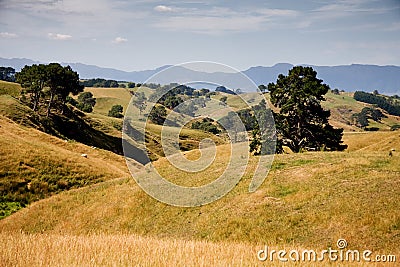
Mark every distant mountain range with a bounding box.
[1,57,399,95]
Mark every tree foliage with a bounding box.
[215,86,236,95]
[351,107,386,128]
[80,78,119,88]
[148,105,167,125]
[16,63,83,116]
[258,84,267,93]
[191,118,220,134]
[108,104,124,118]
[132,92,147,115]
[268,66,347,152]
[0,67,16,82]
[77,92,96,113]
[353,91,400,116]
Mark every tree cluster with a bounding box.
[148,83,209,104]
[191,118,221,134]
[76,92,96,113]
[80,78,119,88]
[146,84,209,122]
[16,63,84,117]
[108,104,124,118]
[0,67,16,82]
[351,107,386,128]
[127,82,136,88]
[353,91,400,116]
[219,100,274,154]
[148,105,167,124]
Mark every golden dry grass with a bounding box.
[0,80,22,97]
[1,82,400,266]
[1,131,399,254]
[84,87,132,115]
[2,232,397,266]
[0,232,260,267]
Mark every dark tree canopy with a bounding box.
[76,92,96,113]
[16,64,47,111]
[16,63,83,116]
[215,86,236,95]
[0,67,16,82]
[108,104,124,118]
[80,78,119,88]
[149,105,167,125]
[268,66,347,152]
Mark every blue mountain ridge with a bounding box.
[1,58,399,94]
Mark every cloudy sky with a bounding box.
[0,0,399,71]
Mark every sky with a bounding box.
[0,0,399,71]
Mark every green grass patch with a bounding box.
[0,201,23,219]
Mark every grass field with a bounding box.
[1,130,399,266]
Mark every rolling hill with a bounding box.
[1,80,400,266]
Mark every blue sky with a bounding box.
[0,0,399,71]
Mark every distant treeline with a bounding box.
[80,78,119,88]
[353,91,400,116]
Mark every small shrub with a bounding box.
[108,104,124,118]
[390,124,400,131]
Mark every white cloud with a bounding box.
[0,32,18,38]
[154,15,268,34]
[256,8,298,17]
[112,37,128,44]
[154,5,174,12]
[48,33,72,40]
[151,6,300,34]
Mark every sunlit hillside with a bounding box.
[1,81,399,266]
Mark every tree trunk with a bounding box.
[46,92,54,118]
[33,90,40,112]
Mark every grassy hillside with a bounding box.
[1,130,399,251]
[0,80,21,97]
[84,87,132,115]
[322,91,400,131]
[0,114,130,217]
[1,82,399,265]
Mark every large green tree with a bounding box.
[16,64,47,112]
[268,66,347,152]
[16,63,83,117]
